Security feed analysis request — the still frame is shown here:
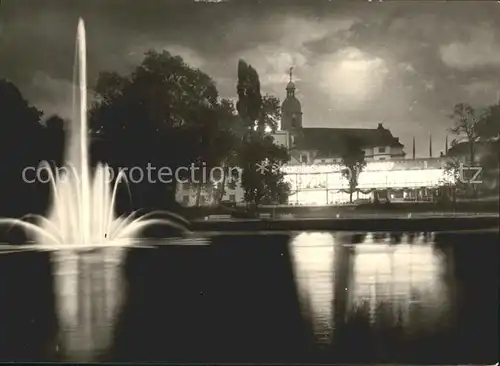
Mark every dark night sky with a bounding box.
[1,0,500,157]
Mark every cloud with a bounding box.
[440,25,500,71]
[233,16,334,81]
[462,80,500,106]
[29,72,97,120]
[238,45,307,87]
[314,47,388,108]
[4,0,500,159]
[231,16,357,98]
[127,42,206,69]
[397,62,416,74]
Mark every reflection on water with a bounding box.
[349,233,451,332]
[291,232,452,346]
[291,233,335,344]
[0,230,497,363]
[52,248,125,360]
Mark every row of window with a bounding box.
[181,181,238,191]
[311,157,388,164]
[300,148,389,164]
[181,194,236,205]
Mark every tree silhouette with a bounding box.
[340,136,366,204]
[0,79,49,217]
[477,104,500,141]
[236,60,290,206]
[449,103,482,165]
[43,114,66,166]
[237,60,262,132]
[89,50,231,212]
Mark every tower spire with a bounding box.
[286,67,296,97]
[445,135,448,155]
[412,137,416,160]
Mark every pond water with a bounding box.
[0,230,497,363]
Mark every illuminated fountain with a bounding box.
[0,18,191,360]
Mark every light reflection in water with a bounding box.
[0,18,190,360]
[53,248,125,359]
[291,232,452,344]
[350,232,451,332]
[291,232,335,343]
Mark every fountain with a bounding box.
[0,18,193,360]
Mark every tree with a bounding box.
[240,134,290,205]
[89,50,228,212]
[44,114,66,166]
[237,60,262,131]
[442,157,467,202]
[205,98,241,204]
[477,103,500,141]
[261,164,291,205]
[0,79,48,217]
[479,151,499,194]
[449,103,482,165]
[476,104,500,194]
[258,95,281,133]
[340,137,366,203]
[235,60,290,207]
[236,61,281,134]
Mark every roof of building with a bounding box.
[282,96,302,112]
[293,123,404,156]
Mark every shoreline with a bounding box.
[181,201,500,220]
[189,216,499,232]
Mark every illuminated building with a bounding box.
[176,69,456,207]
[282,158,450,205]
[274,68,452,205]
[176,178,244,207]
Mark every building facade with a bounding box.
[278,70,406,164]
[175,179,244,207]
[274,70,451,205]
[177,69,455,207]
[283,158,450,205]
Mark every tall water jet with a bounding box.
[0,17,192,361]
[71,18,90,248]
[47,18,122,361]
[43,18,190,361]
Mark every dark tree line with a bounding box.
[235,60,290,206]
[447,102,500,198]
[0,51,290,219]
[0,79,65,217]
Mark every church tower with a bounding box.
[281,67,302,131]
